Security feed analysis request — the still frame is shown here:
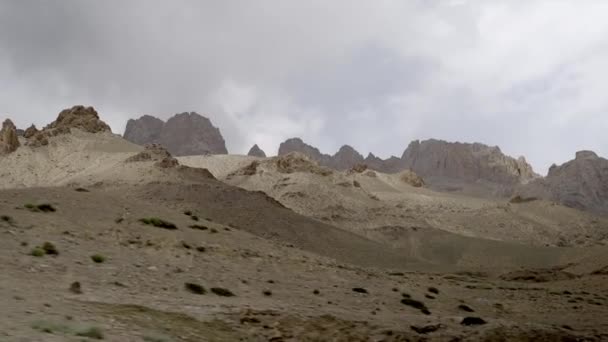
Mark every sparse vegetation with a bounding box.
[458,304,475,312]
[31,321,104,340]
[143,334,172,342]
[401,298,431,315]
[191,215,199,221]
[352,287,368,294]
[184,282,206,295]
[428,287,439,294]
[30,247,45,257]
[139,218,177,230]
[189,224,208,230]
[25,203,57,213]
[509,195,538,204]
[211,287,235,297]
[1,215,13,223]
[91,254,106,263]
[31,320,72,334]
[183,210,193,216]
[75,187,90,192]
[76,326,105,339]
[461,317,487,326]
[263,290,272,296]
[411,324,442,334]
[42,242,59,255]
[70,281,82,294]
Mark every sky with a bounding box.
[1,1,608,175]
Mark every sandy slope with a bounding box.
[179,154,608,247]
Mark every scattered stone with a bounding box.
[461,317,487,326]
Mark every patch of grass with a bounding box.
[211,287,235,297]
[139,218,177,230]
[31,320,72,334]
[31,247,45,257]
[91,254,106,263]
[189,224,208,230]
[25,203,57,213]
[184,282,206,295]
[76,326,104,339]
[42,242,58,255]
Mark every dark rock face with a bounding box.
[518,150,608,214]
[123,112,227,156]
[23,125,38,139]
[247,144,266,158]
[0,119,20,155]
[123,115,164,146]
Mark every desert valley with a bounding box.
[0,106,607,341]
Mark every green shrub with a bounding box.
[211,287,235,297]
[91,254,106,263]
[25,203,57,213]
[139,218,177,230]
[76,326,104,339]
[30,247,45,257]
[189,224,208,231]
[42,242,58,255]
[184,282,206,295]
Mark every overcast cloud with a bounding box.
[1,0,608,174]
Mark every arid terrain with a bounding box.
[1,107,608,341]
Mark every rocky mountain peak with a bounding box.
[123,112,228,156]
[247,144,266,158]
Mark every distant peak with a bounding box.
[575,150,598,160]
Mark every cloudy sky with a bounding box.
[1,1,607,174]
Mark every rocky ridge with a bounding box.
[278,137,536,195]
[517,150,608,214]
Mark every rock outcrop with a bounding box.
[401,139,537,185]
[26,106,112,147]
[46,105,111,133]
[517,150,608,214]
[0,119,20,155]
[123,112,227,156]
[247,144,266,158]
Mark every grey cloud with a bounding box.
[1,1,607,174]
